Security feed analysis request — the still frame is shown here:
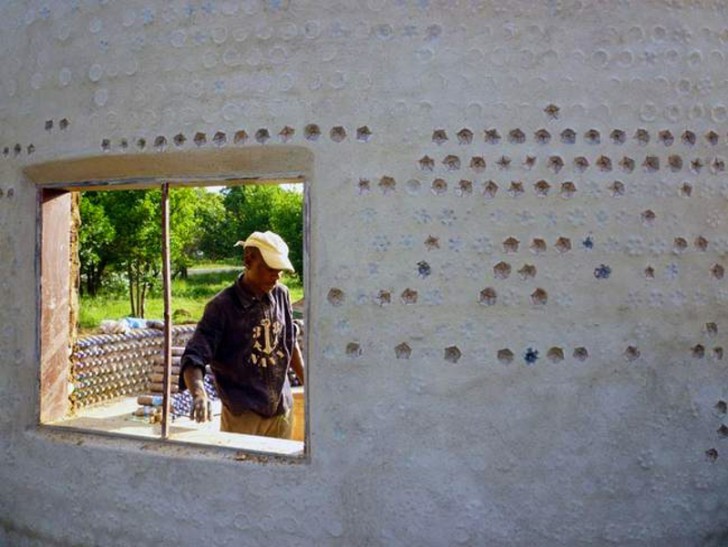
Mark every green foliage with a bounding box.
[168,187,205,275]
[213,184,304,275]
[78,266,304,332]
[193,190,228,260]
[78,182,304,319]
[97,272,129,297]
[222,185,276,247]
[269,186,305,277]
[78,192,116,296]
[103,189,163,317]
[172,184,304,271]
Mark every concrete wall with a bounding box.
[1,0,727,545]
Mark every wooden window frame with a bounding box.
[26,147,313,460]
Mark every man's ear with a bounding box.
[243,246,258,268]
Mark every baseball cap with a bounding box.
[235,231,295,272]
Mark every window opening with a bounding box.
[32,149,310,458]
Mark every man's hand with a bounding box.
[183,365,212,423]
[190,390,212,423]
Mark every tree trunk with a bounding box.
[140,281,147,319]
[128,264,135,317]
[135,271,142,318]
[85,265,99,297]
[85,267,93,297]
[91,260,107,296]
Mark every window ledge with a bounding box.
[30,424,308,463]
[35,397,306,462]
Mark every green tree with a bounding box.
[218,184,304,277]
[103,189,163,318]
[78,192,116,296]
[270,187,304,277]
[194,189,228,260]
[80,187,219,316]
[78,183,303,318]
[169,187,207,278]
[221,185,278,249]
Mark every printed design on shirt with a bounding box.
[251,317,285,368]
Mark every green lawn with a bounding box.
[79,268,303,333]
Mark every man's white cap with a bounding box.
[235,231,295,272]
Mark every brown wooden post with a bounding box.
[160,183,172,438]
[39,189,72,423]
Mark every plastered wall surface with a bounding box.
[1,1,727,545]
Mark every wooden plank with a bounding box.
[24,148,313,189]
[161,182,172,439]
[39,190,72,423]
[291,389,305,442]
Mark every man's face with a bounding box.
[245,251,282,294]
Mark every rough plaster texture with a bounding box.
[1,0,728,545]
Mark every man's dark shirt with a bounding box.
[179,275,294,418]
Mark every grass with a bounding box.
[78,268,303,333]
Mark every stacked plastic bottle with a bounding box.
[71,326,196,410]
[72,320,305,420]
[135,346,220,419]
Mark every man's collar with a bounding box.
[234,273,273,306]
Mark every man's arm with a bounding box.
[179,297,224,388]
[179,298,224,422]
[290,341,304,385]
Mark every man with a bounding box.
[180,230,304,438]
